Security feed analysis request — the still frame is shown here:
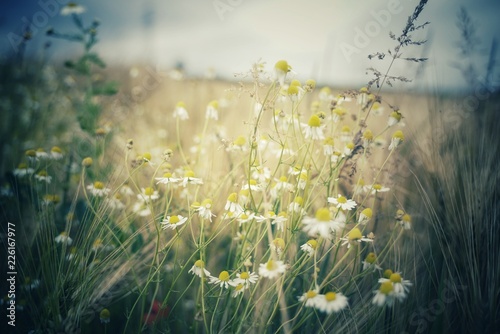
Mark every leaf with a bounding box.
[85,52,106,68]
[93,81,119,96]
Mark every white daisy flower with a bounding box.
[181,170,203,187]
[300,239,318,257]
[50,146,64,160]
[302,208,345,239]
[327,194,357,211]
[372,281,395,307]
[379,272,412,301]
[229,271,259,289]
[225,193,244,214]
[358,208,373,225]
[258,259,287,279]
[209,270,231,289]
[302,115,325,141]
[362,252,382,272]
[340,228,373,248]
[55,231,72,246]
[13,163,34,177]
[195,199,216,222]
[161,215,188,230]
[35,148,49,159]
[60,2,86,15]
[241,179,263,192]
[323,137,335,156]
[173,101,189,120]
[231,283,247,298]
[387,111,402,127]
[270,211,288,231]
[388,130,404,150]
[137,187,160,203]
[368,183,390,195]
[205,100,219,120]
[155,172,181,185]
[188,260,211,278]
[132,201,152,217]
[298,289,322,308]
[274,60,291,86]
[87,181,111,197]
[317,292,348,314]
[35,170,52,184]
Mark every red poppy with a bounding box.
[142,300,170,325]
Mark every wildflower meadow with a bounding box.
[1,1,499,333]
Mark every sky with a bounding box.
[1,0,499,90]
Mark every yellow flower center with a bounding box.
[363,129,373,140]
[290,79,301,87]
[315,208,331,222]
[273,238,285,250]
[306,239,318,249]
[402,214,411,222]
[51,146,62,153]
[305,79,316,89]
[365,252,377,264]
[383,269,393,279]
[142,152,152,161]
[341,125,351,133]
[82,157,93,167]
[234,136,246,146]
[337,196,347,204]
[99,308,110,319]
[392,130,404,140]
[306,290,317,299]
[194,260,205,268]
[266,260,275,271]
[325,292,337,302]
[184,170,195,178]
[176,101,186,108]
[279,176,288,182]
[227,192,238,203]
[361,208,373,218]
[274,60,290,73]
[379,281,394,295]
[240,272,250,280]
[294,196,303,205]
[373,184,382,191]
[278,211,287,218]
[323,137,334,146]
[307,115,321,127]
[287,85,299,96]
[390,273,402,283]
[144,187,155,196]
[249,179,257,186]
[38,170,48,177]
[348,228,362,241]
[163,172,173,178]
[201,199,212,207]
[94,181,104,189]
[390,111,402,121]
[346,142,355,150]
[26,149,36,157]
[169,215,180,224]
[219,271,230,281]
[234,283,244,291]
[208,100,219,109]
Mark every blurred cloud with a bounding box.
[1,0,499,90]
